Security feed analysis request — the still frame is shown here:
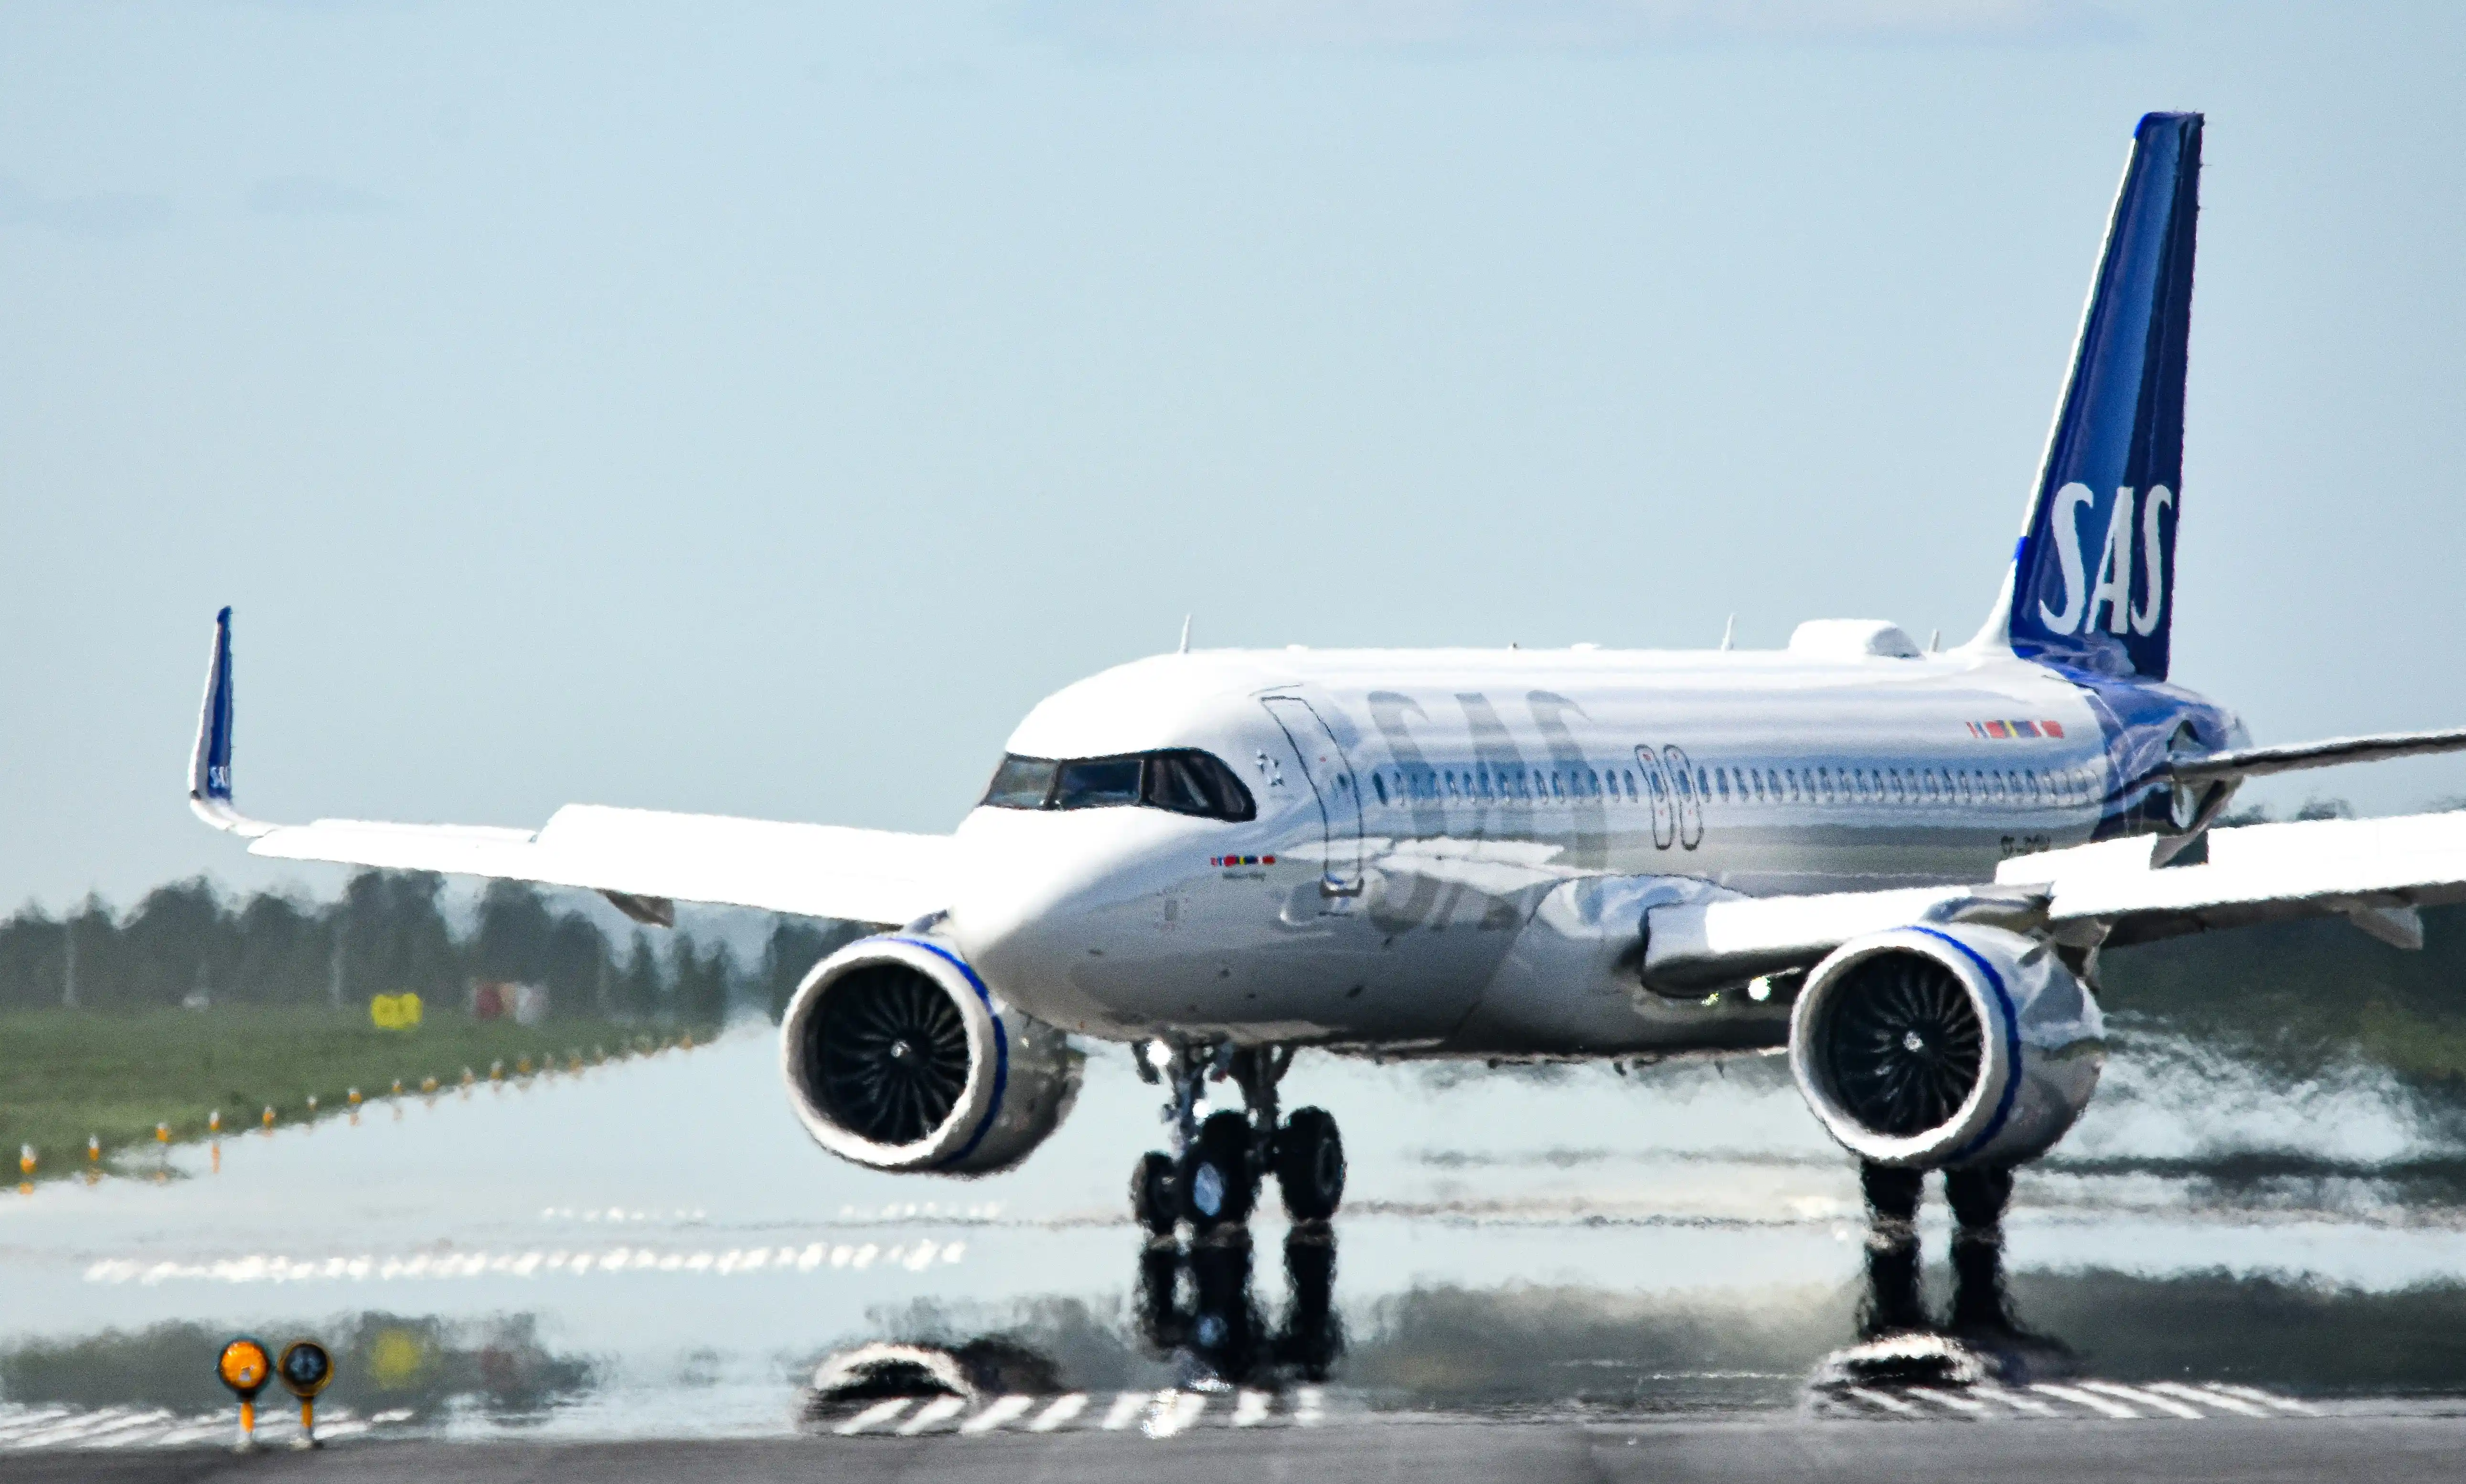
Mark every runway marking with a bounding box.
[1844,1387,1922,1416]
[2032,1384,2136,1419]
[77,1413,184,1449]
[2204,1383,2319,1416]
[1232,1390,1271,1427]
[2147,1381,2266,1417]
[1971,1385,2058,1417]
[1143,1391,1206,1439]
[1295,1387,1325,1426]
[1099,1392,1147,1430]
[1910,1387,1988,1415]
[83,1239,963,1286]
[2077,1381,2201,1419]
[895,1396,968,1435]
[0,1409,73,1442]
[11,1408,152,1448]
[834,1399,912,1435]
[1027,1394,1087,1432]
[960,1396,1034,1434]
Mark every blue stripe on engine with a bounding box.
[1907,927,2023,1164]
[890,938,1009,1169]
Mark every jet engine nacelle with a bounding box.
[1787,924,2103,1170]
[780,936,1082,1176]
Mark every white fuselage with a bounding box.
[945,639,2216,1058]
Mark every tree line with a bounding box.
[0,873,867,1025]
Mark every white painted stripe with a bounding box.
[1027,1394,1087,1433]
[2204,1383,2319,1417]
[895,1396,968,1435]
[1910,1387,1987,1414]
[13,1409,143,1448]
[1231,1390,1271,1427]
[0,1409,72,1442]
[833,1399,912,1435]
[2033,1383,2137,1419]
[2078,1381,2202,1419]
[1100,1392,1147,1431]
[1144,1391,1206,1438]
[1974,1385,2058,1417]
[64,1411,174,1447]
[2147,1381,2266,1417]
[1844,1387,1922,1416]
[959,1396,1034,1434]
[1294,1386,1325,1426]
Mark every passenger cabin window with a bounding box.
[979,749,1257,822]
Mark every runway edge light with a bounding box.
[215,1335,271,1452]
[277,1339,335,1450]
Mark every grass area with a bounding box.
[0,1008,717,1180]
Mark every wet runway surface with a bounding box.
[2,1017,2465,1473]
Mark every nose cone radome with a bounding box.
[945,806,1200,1024]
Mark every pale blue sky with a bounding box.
[8,1,2466,911]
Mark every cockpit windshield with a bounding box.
[979,749,1256,822]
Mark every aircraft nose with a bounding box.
[943,811,1116,981]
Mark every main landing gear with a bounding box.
[1130,1044,1344,1236]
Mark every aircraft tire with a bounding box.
[1182,1111,1256,1231]
[1132,1151,1178,1236]
[1275,1107,1345,1221]
[1944,1165,2015,1231]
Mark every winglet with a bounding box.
[188,607,274,837]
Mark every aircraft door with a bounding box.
[1663,745,1705,850]
[1636,745,1676,849]
[1262,697,1365,896]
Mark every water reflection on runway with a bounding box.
[3,1023,2466,1440]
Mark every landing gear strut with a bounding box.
[1128,1042,1345,1234]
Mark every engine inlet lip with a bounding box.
[779,936,1004,1171]
[1788,928,2017,1169]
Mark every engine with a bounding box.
[779,936,1082,1176]
[1786,924,2104,1170]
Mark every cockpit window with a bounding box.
[1055,757,1143,809]
[982,755,1061,810]
[979,749,1256,822]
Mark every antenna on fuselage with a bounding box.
[1928,628,1942,653]
[1719,614,1735,651]
[1177,614,1191,654]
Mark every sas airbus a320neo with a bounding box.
[189,113,2466,1238]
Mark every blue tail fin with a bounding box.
[1993,111,2202,680]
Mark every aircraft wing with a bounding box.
[2168,726,2466,784]
[187,609,950,928]
[1644,811,2466,991]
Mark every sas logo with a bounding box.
[2035,482,2174,638]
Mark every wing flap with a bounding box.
[248,805,953,927]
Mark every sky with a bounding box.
[8,0,2466,913]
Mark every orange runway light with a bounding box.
[216,1336,271,1452]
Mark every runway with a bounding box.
[0,1017,2462,1470]
[4,1415,2466,1484]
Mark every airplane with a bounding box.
[188,111,2466,1240]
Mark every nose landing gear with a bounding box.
[1130,1042,1344,1233]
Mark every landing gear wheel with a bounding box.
[1182,1110,1256,1231]
[1132,1151,1178,1236]
[1275,1107,1345,1220]
[1944,1165,2014,1231]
